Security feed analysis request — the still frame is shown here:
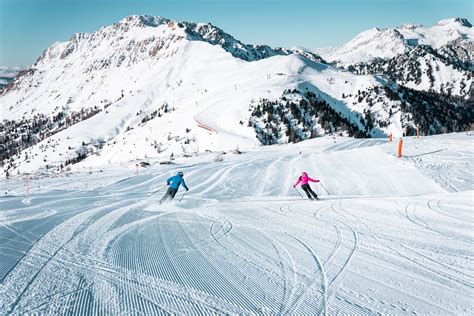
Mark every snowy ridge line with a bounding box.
[1,16,472,175]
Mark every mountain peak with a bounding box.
[117,15,168,27]
[399,23,423,29]
[319,17,474,65]
[436,17,472,28]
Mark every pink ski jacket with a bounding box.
[294,172,319,187]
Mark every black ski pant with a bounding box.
[301,184,318,199]
[160,187,178,203]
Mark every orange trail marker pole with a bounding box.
[416,127,419,138]
[398,138,403,158]
[389,132,392,142]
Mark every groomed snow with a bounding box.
[1,133,473,314]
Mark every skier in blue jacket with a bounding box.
[160,171,189,203]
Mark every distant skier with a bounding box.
[160,171,189,203]
[293,172,319,200]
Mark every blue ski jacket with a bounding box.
[167,174,189,191]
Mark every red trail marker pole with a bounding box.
[398,138,403,158]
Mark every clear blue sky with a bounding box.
[0,0,472,66]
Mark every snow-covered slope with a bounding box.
[0,15,408,176]
[1,15,471,176]
[349,45,473,97]
[316,18,473,65]
[1,133,472,314]
[317,28,409,65]
[398,18,473,48]
[2,50,401,175]
[314,18,473,98]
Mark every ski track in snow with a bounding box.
[1,135,473,315]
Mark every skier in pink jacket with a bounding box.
[293,172,319,200]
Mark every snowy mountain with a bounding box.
[0,14,473,312]
[348,45,473,98]
[316,18,473,65]
[0,66,23,89]
[0,15,472,176]
[315,18,473,98]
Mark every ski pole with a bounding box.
[179,191,187,202]
[147,185,165,198]
[293,186,304,199]
[320,182,330,195]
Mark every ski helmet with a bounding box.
[178,171,184,177]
